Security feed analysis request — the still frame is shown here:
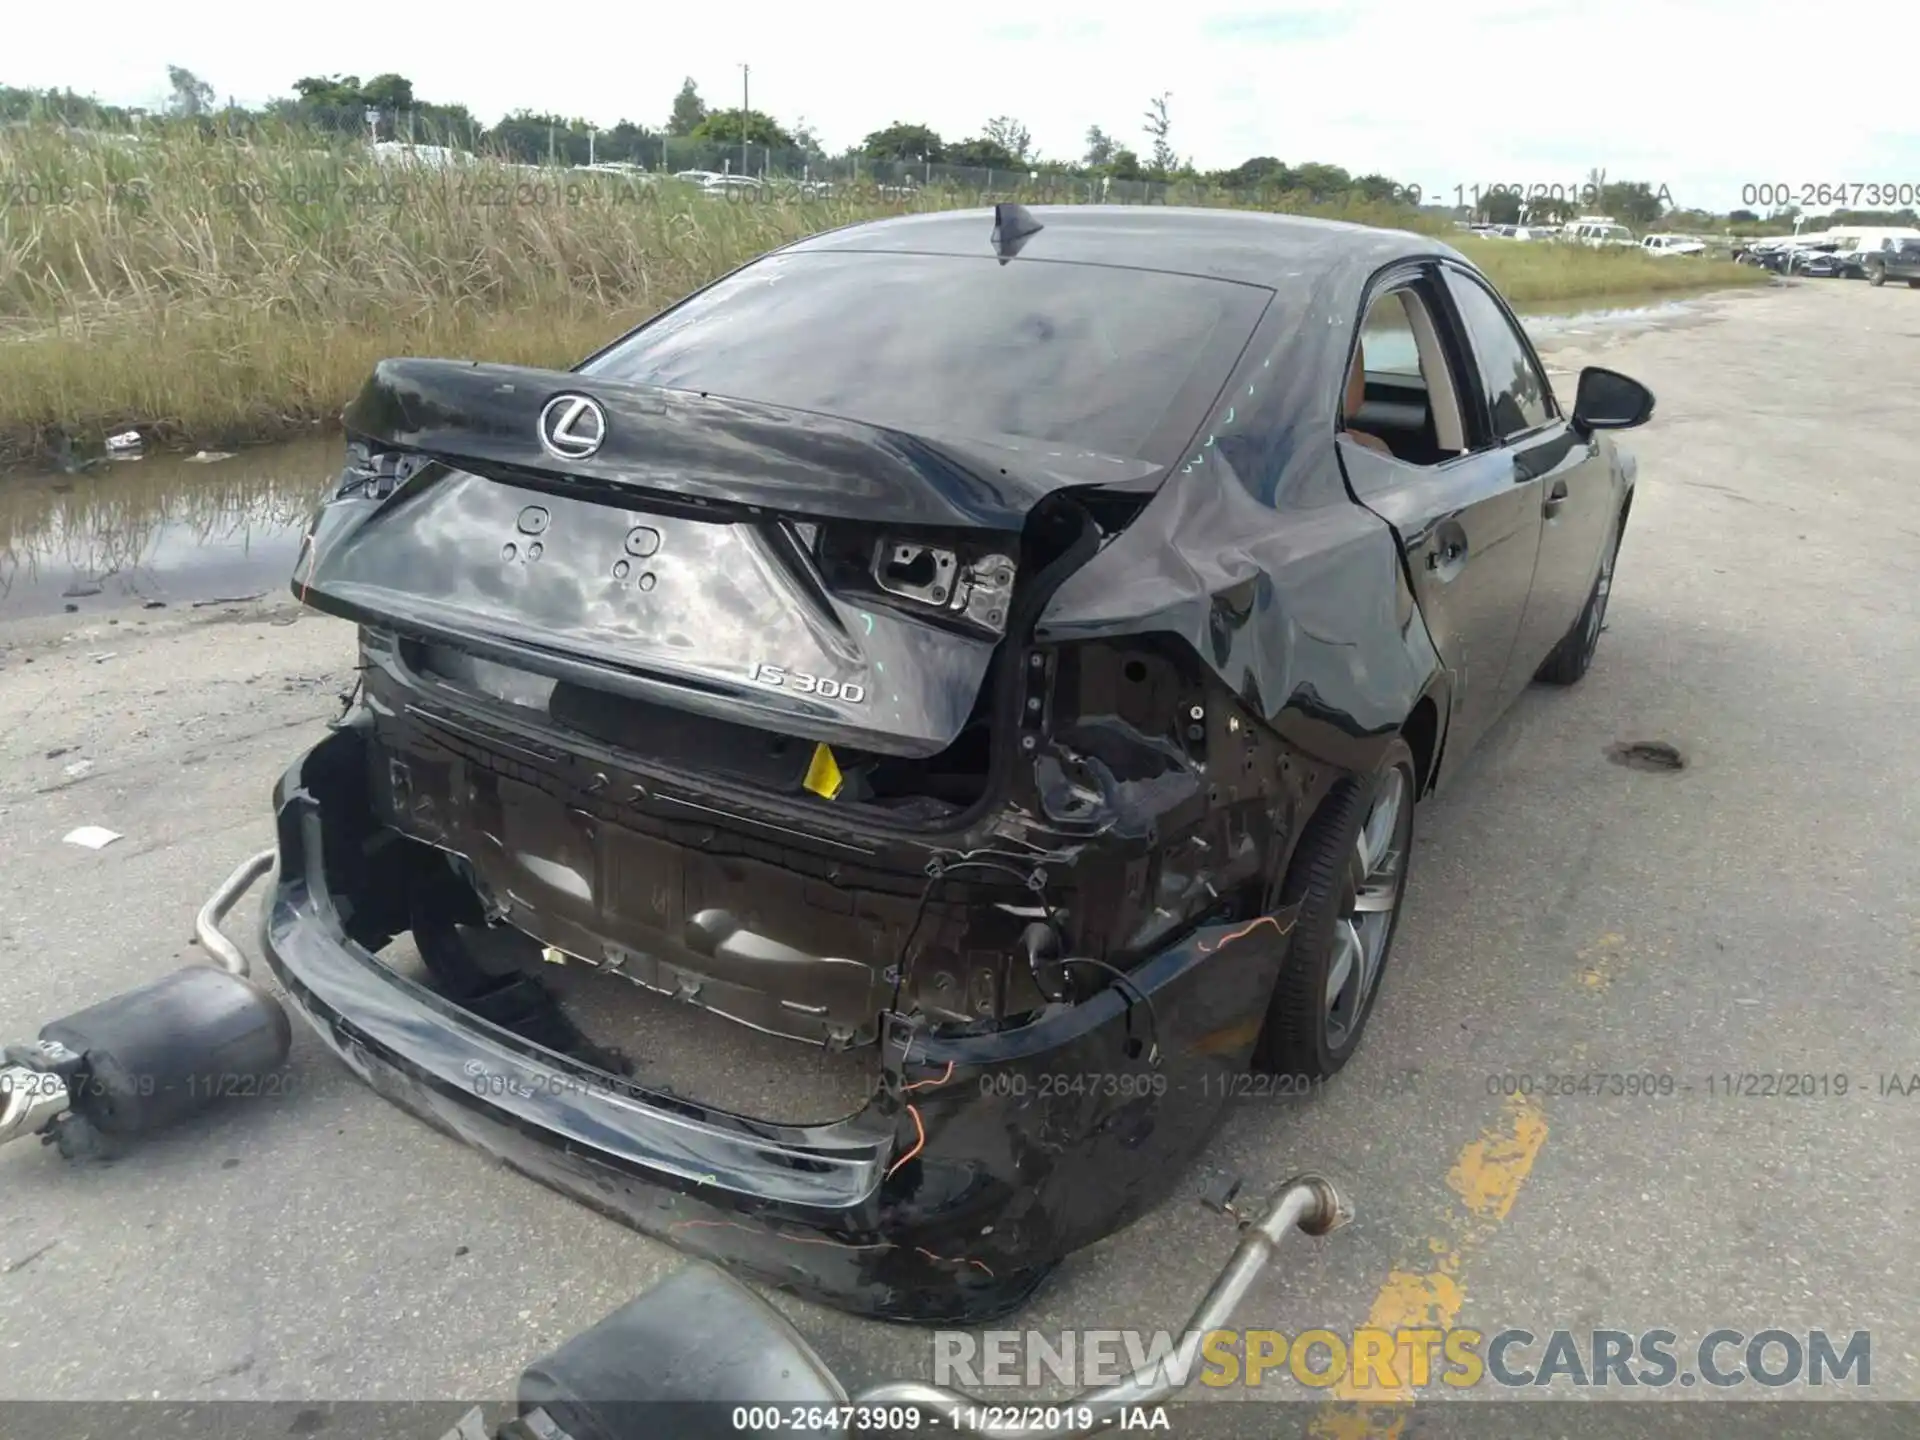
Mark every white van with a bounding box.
[1564,218,1637,248]
[1642,233,1707,257]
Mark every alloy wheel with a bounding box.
[1583,542,1616,660]
[1324,766,1410,1048]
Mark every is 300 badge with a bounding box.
[748,662,866,704]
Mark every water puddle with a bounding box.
[1526,281,1773,335]
[1520,296,1703,339]
[0,437,335,621]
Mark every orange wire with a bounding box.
[917,1247,995,1276]
[1197,913,1295,954]
[887,1103,926,1178]
[903,1060,954,1092]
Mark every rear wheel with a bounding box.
[1868,264,1888,287]
[1251,737,1416,1079]
[1536,520,1620,686]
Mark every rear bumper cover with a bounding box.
[260,725,1298,1322]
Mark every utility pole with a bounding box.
[740,63,750,177]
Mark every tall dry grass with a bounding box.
[0,123,1765,462]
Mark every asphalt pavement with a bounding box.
[2,278,1916,1437]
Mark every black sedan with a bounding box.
[267,205,1654,1322]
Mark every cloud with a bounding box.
[4,0,1914,210]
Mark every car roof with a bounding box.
[785,205,1462,289]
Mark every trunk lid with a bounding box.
[340,358,1163,530]
[300,360,1158,759]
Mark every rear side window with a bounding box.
[584,251,1271,468]
[1361,295,1423,375]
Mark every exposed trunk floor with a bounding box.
[378,933,882,1124]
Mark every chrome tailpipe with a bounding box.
[0,1059,72,1146]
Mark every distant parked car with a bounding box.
[1862,237,1920,287]
[1736,238,1797,270]
[368,142,472,170]
[1641,233,1707,257]
[1785,245,1847,277]
[1563,220,1637,248]
[1737,238,1814,274]
[576,164,658,185]
[1815,228,1920,277]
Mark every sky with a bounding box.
[6,0,1916,214]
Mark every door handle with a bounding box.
[1426,538,1467,572]
[1543,479,1569,517]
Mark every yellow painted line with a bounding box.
[1445,1096,1549,1222]
[1309,1093,1548,1436]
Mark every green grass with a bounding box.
[0,123,1767,464]
[1451,237,1762,306]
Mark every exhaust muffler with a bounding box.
[0,849,288,1158]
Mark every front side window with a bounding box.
[585,251,1271,468]
[1442,271,1555,442]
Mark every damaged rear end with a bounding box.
[262,233,1319,1319]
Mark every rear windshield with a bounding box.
[582,250,1271,468]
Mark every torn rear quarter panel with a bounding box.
[268,213,1462,1319]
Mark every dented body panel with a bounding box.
[260,206,1640,1320]
[262,721,1302,1320]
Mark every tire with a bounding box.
[1251,736,1416,1080]
[1908,279,1920,289]
[1536,519,1621,686]
[1868,265,1887,287]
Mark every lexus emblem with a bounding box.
[538,394,607,460]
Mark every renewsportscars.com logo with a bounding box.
[933,1327,1872,1393]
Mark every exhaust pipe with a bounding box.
[851,1175,1352,1437]
[0,848,288,1159]
[194,848,277,977]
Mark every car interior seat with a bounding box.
[1344,341,1394,457]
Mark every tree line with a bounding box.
[1,69,1422,199]
[3,68,1833,226]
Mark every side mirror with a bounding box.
[1571,367,1655,433]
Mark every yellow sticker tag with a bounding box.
[803,742,844,799]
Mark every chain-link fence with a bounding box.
[6,108,1454,224]
[361,130,1195,205]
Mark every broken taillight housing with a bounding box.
[333,439,432,502]
[805,526,1018,637]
